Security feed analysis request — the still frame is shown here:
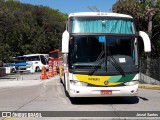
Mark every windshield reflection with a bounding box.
[69,35,135,66]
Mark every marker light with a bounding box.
[124,80,139,86]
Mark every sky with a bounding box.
[19,0,117,14]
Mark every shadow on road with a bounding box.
[69,96,139,105]
[138,96,149,101]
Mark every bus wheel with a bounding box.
[11,68,16,73]
[35,67,40,72]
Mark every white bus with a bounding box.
[14,54,49,72]
[60,12,151,98]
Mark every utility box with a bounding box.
[0,67,6,77]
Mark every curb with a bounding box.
[139,84,160,90]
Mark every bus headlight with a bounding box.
[70,80,88,86]
[124,80,139,86]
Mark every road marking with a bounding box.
[2,117,21,120]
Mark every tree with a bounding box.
[0,0,67,62]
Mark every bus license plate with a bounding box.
[100,90,112,95]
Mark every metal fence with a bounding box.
[139,58,160,83]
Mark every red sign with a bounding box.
[100,90,112,95]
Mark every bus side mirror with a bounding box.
[62,30,69,53]
[139,31,151,52]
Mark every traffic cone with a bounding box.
[48,65,53,77]
[53,65,57,76]
[40,66,48,80]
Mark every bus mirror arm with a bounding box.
[62,30,69,53]
[139,31,151,52]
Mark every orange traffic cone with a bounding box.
[53,65,57,76]
[40,66,48,80]
[48,65,53,77]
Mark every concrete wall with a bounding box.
[140,73,160,85]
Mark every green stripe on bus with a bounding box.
[108,74,136,83]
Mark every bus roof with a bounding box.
[68,12,133,19]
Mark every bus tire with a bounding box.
[35,66,40,72]
[11,68,16,73]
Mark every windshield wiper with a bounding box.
[107,51,125,77]
[89,51,104,75]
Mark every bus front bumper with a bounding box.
[68,84,138,97]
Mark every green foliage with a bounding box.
[112,0,160,58]
[0,0,67,62]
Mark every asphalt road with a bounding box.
[0,74,160,119]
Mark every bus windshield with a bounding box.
[69,35,135,65]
